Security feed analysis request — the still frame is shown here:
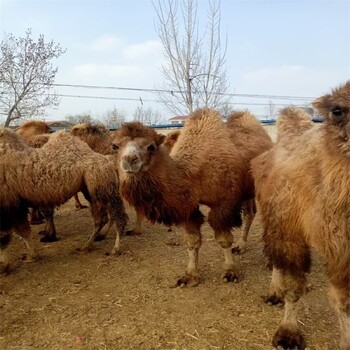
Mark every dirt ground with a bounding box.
[0,198,339,350]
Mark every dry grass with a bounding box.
[0,198,338,350]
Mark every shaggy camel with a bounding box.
[115,108,272,286]
[16,121,119,242]
[111,128,181,236]
[0,128,128,273]
[251,81,350,349]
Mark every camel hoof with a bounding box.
[109,248,122,256]
[223,269,239,283]
[273,326,305,350]
[176,274,200,288]
[124,230,142,236]
[40,235,58,243]
[264,294,284,306]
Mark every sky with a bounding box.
[0,0,349,123]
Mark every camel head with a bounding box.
[313,81,350,155]
[71,123,117,155]
[16,120,52,139]
[114,122,165,175]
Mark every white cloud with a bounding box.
[122,40,163,62]
[89,34,124,52]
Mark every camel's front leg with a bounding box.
[125,210,144,236]
[215,230,239,283]
[176,209,204,287]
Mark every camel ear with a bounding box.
[156,133,166,146]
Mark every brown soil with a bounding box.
[0,199,339,350]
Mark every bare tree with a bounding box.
[133,106,163,126]
[154,0,229,116]
[102,107,126,129]
[265,99,276,118]
[65,113,96,125]
[0,28,65,127]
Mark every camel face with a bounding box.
[313,81,350,156]
[119,139,158,174]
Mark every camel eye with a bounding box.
[331,106,344,123]
[331,106,343,120]
[147,144,156,152]
[112,143,119,150]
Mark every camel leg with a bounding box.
[80,219,105,252]
[329,280,350,349]
[208,205,242,283]
[125,210,144,236]
[0,231,12,274]
[38,207,58,242]
[215,230,239,283]
[177,208,204,287]
[74,193,88,210]
[108,195,128,255]
[110,218,125,256]
[263,229,311,350]
[232,199,256,254]
[264,267,285,305]
[12,220,38,262]
[29,208,44,225]
[270,269,307,350]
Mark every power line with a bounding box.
[1,80,316,101]
[52,82,316,100]
[53,93,309,107]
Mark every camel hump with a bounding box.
[276,107,313,143]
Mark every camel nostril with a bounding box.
[122,154,139,167]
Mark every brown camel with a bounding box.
[251,81,350,349]
[114,108,272,287]
[0,128,128,273]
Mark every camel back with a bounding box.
[16,120,51,140]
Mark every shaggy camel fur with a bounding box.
[70,123,119,209]
[115,108,272,287]
[0,128,128,272]
[16,120,52,139]
[16,121,52,225]
[251,81,350,350]
[225,111,273,253]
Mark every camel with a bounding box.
[0,128,128,273]
[114,108,272,287]
[251,81,350,349]
[111,128,181,236]
[15,121,119,242]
